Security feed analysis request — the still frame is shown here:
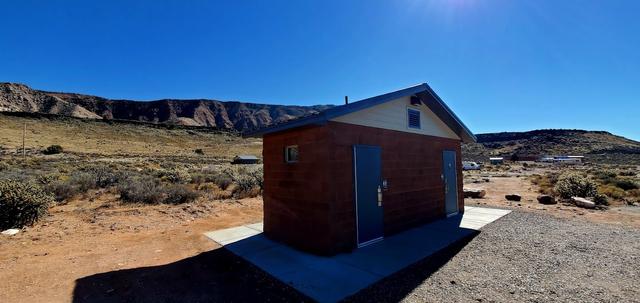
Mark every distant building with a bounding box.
[232,155,259,164]
[554,155,584,164]
[539,155,584,164]
[489,157,504,165]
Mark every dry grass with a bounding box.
[0,113,261,158]
[0,114,266,220]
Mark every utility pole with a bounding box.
[22,123,26,159]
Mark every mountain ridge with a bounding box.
[464,129,640,164]
[3,82,639,164]
[0,82,332,131]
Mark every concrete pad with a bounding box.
[245,222,264,232]
[241,244,380,302]
[204,225,261,245]
[465,207,512,216]
[224,234,278,257]
[204,207,511,303]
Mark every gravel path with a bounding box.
[347,211,640,303]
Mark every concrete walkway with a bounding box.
[204,206,511,303]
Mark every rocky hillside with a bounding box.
[463,129,640,164]
[0,83,332,131]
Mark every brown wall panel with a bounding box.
[262,121,464,255]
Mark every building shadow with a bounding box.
[343,231,478,302]
[73,216,477,303]
[72,248,312,303]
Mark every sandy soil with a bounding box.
[463,170,640,228]
[0,195,264,303]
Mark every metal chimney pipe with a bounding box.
[344,96,349,105]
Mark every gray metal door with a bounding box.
[354,145,384,246]
[443,150,459,216]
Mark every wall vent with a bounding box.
[408,109,421,129]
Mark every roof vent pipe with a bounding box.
[344,96,349,105]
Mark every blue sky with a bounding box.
[1,1,639,140]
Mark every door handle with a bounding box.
[377,185,383,207]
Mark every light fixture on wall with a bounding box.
[410,95,422,106]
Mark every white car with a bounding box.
[462,161,481,170]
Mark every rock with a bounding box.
[505,194,522,201]
[1,229,20,236]
[537,195,556,205]
[464,188,486,199]
[572,197,596,209]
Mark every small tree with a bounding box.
[554,172,597,199]
[0,180,53,229]
[43,145,64,155]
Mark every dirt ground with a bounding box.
[463,168,640,228]
[0,195,267,303]
[1,172,639,302]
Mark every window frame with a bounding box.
[407,108,421,129]
[284,145,299,163]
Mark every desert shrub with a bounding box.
[46,171,96,201]
[194,149,204,155]
[197,183,234,200]
[530,173,558,195]
[117,176,164,204]
[598,184,626,200]
[593,169,617,184]
[628,189,640,198]
[163,185,199,204]
[47,181,77,202]
[0,179,53,229]
[43,166,129,202]
[613,179,639,191]
[618,170,636,177]
[36,173,60,185]
[82,165,124,188]
[156,168,192,184]
[247,167,264,189]
[0,162,9,171]
[233,186,262,199]
[224,166,264,198]
[211,174,233,190]
[68,172,98,192]
[192,169,233,189]
[43,145,64,155]
[554,172,597,199]
[592,193,609,206]
[190,173,206,185]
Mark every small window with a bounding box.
[285,145,299,163]
[407,108,421,129]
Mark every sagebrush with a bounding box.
[554,172,597,199]
[0,179,53,229]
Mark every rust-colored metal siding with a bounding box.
[262,121,464,255]
[262,125,334,254]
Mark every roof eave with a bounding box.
[242,113,328,138]
[242,82,477,143]
[421,84,477,143]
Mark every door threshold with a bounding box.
[358,237,384,248]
